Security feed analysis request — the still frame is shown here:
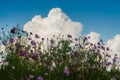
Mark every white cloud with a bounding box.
[24,8,83,38]
[106,34,120,55]
[86,32,100,44]
[106,35,120,69]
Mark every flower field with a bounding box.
[0,27,120,80]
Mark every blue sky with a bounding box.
[0,0,120,41]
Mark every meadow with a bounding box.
[0,26,120,80]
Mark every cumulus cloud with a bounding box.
[86,32,100,44]
[106,35,120,55]
[24,8,83,38]
[106,35,120,69]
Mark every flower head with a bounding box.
[64,67,70,76]
[35,34,40,38]
[38,76,44,80]
[31,40,36,45]
[50,39,54,45]
[106,62,111,66]
[106,47,109,51]
[9,38,14,43]
[19,50,26,56]
[2,41,7,45]
[29,74,34,79]
[10,27,16,34]
[67,34,72,38]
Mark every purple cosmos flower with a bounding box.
[67,34,72,38]
[64,67,70,76]
[113,58,117,63]
[10,27,16,34]
[29,74,34,79]
[75,38,78,41]
[90,43,93,46]
[9,38,14,43]
[31,40,36,45]
[106,47,109,51]
[97,42,101,45]
[98,46,100,48]
[2,41,7,45]
[35,34,40,38]
[31,53,38,61]
[106,54,111,58]
[19,50,26,56]
[106,62,111,66]
[50,39,55,44]
[37,76,44,80]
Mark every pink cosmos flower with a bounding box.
[38,76,44,80]
[64,67,70,76]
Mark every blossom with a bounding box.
[37,76,44,80]
[19,50,26,56]
[113,58,117,63]
[64,67,70,76]
[67,34,72,38]
[29,74,34,79]
[31,40,36,45]
[2,41,7,45]
[50,39,54,45]
[10,27,16,34]
[97,42,100,45]
[35,34,40,38]
[106,47,109,51]
[9,38,14,43]
[106,62,111,66]
[30,53,38,61]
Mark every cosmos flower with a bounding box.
[2,41,7,45]
[106,47,109,51]
[9,38,14,43]
[29,74,34,79]
[67,34,72,38]
[35,34,40,38]
[10,27,16,34]
[19,50,26,56]
[64,67,70,76]
[31,40,36,45]
[37,76,44,80]
[106,62,111,66]
[50,39,54,45]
